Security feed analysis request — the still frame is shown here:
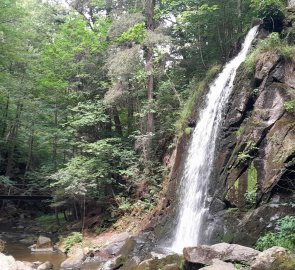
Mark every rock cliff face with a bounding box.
[148,15,295,248]
[210,21,295,245]
[215,52,295,207]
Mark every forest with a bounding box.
[0,0,259,222]
[0,0,295,269]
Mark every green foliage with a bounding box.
[244,50,260,74]
[236,126,245,138]
[116,22,146,44]
[284,100,295,112]
[250,0,286,20]
[35,213,66,231]
[62,232,83,253]
[0,176,15,186]
[237,152,252,163]
[244,190,256,207]
[237,141,258,163]
[247,162,257,192]
[0,0,278,232]
[245,162,257,205]
[256,215,295,251]
[175,65,221,136]
[245,33,295,73]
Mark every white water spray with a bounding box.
[170,26,259,253]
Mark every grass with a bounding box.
[247,161,257,192]
[175,64,221,137]
[244,32,295,74]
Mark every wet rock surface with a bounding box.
[209,40,295,244]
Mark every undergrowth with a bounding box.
[35,213,66,232]
[256,215,295,251]
[61,232,83,253]
[175,64,221,137]
[244,32,295,74]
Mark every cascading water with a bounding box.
[170,26,259,253]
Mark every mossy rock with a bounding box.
[223,232,234,244]
[271,254,295,270]
[125,254,184,270]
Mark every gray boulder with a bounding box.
[250,246,288,270]
[211,243,259,263]
[199,259,236,270]
[15,261,34,270]
[101,232,131,256]
[36,236,53,248]
[98,255,123,270]
[0,253,17,270]
[183,246,222,265]
[37,261,53,270]
[184,243,259,266]
[61,248,85,269]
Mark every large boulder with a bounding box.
[212,243,259,263]
[100,232,131,256]
[31,236,54,252]
[37,261,53,270]
[36,236,53,248]
[61,248,85,269]
[15,261,34,270]
[183,246,222,265]
[98,255,123,270]
[199,259,236,270]
[184,243,259,267]
[0,253,17,270]
[250,246,288,270]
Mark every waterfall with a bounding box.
[170,26,259,253]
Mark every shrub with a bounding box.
[63,232,83,253]
[175,65,221,136]
[244,190,257,207]
[256,215,295,251]
[244,33,295,74]
[284,100,295,112]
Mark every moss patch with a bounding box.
[247,161,257,192]
[271,255,295,270]
[126,254,184,270]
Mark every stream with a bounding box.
[0,222,99,270]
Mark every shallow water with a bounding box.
[1,224,99,270]
[2,232,66,270]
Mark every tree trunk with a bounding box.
[113,106,123,136]
[53,105,58,171]
[5,102,22,177]
[105,108,112,134]
[145,0,155,134]
[142,0,156,161]
[25,123,34,174]
[1,96,9,137]
[127,98,134,135]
